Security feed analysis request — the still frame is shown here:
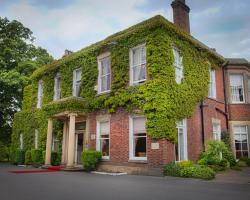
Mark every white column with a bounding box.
[66,113,77,168]
[45,118,53,166]
[84,118,90,150]
[61,120,68,165]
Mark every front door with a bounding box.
[75,133,83,164]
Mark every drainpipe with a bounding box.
[222,62,229,130]
[200,101,205,149]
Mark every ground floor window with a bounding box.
[96,121,110,159]
[129,116,147,160]
[233,125,249,159]
[176,119,187,161]
[212,122,221,141]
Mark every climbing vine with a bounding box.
[12,15,223,151]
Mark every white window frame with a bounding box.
[233,125,249,158]
[96,120,110,160]
[129,116,147,161]
[97,52,111,94]
[129,44,147,85]
[208,68,216,99]
[35,129,39,149]
[229,74,245,103]
[20,133,23,150]
[53,72,61,100]
[173,47,183,84]
[72,68,82,97]
[37,80,43,108]
[212,121,221,141]
[175,119,188,161]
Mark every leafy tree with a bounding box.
[0,17,54,146]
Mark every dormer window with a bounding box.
[37,79,43,108]
[97,52,111,94]
[173,47,183,84]
[53,72,61,100]
[73,68,82,97]
[130,44,146,85]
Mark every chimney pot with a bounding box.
[171,0,190,34]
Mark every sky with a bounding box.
[1,0,250,60]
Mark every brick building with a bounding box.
[12,0,249,174]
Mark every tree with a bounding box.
[0,17,54,146]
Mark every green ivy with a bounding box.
[12,15,224,152]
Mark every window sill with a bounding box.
[128,159,147,164]
[96,90,111,96]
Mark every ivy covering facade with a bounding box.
[11,15,224,152]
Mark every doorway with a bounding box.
[74,122,86,165]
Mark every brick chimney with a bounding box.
[171,0,190,34]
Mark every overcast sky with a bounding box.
[1,0,250,60]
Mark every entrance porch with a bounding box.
[44,111,89,169]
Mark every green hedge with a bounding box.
[31,149,43,167]
[25,150,32,165]
[15,149,25,165]
[163,161,215,180]
[51,151,61,166]
[81,150,102,171]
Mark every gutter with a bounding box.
[222,61,229,130]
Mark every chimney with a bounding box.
[63,49,73,57]
[171,0,190,34]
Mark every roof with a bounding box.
[32,15,225,79]
[225,58,250,66]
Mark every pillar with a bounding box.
[66,113,77,168]
[84,118,90,150]
[45,118,53,165]
[61,120,68,165]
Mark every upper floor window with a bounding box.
[248,79,250,102]
[130,44,146,85]
[53,72,61,100]
[176,119,188,161]
[98,53,111,94]
[73,68,82,97]
[208,68,216,99]
[230,74,244,103]
[173,47,183,84]
[37,79,43,108]
[129,116,147,160]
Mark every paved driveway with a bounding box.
[0,164,250,200]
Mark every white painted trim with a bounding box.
[232,125,249,158]
[35,129,39,149]
[212,119,221,141]
[129,44,147,86]
[72,68,82,97]
[37,79,43,108]
[129,115,147,161]
[53,72,61,101]
[176,119,188,161]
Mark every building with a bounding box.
[11,0,249,174]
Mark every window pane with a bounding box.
[133,48,141,66]
[235,143,241,151]
[242,143,248,151]
[76,70,82,81]
[75,83,81,96]
[133,117,146,133]
[100,138,109,156]
[179,129,185,161]
[141,47,146,63]
[134,137,146,157]
[242,151,249,157]
[100,122,109,135]
[101,58,111,75]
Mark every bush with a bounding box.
[31,149,43,167]
[163,162,215,180]
[81,150,102,171]
[16,149,25,165]
[239,157,250,167]
[180,165,215,180]
[163,162,181,177]
[198,140,236,169]
[0,142,9,162]
[51,151,61,166]
[237,160,248,167]
[25,150,32,165]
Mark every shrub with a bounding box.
[237,160,248,167]
[31,149,43,167]
[25,150,32,165]
[0,142,9,162]
[239,157,250,167]
[81,150,102,171]
[180,165,215,180]
[163,162,181,177]
[198,140,236,169]
[16,149,25,165]
[178,160,193,169]
[51,151,61,166]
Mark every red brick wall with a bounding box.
[229,104,250,121]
